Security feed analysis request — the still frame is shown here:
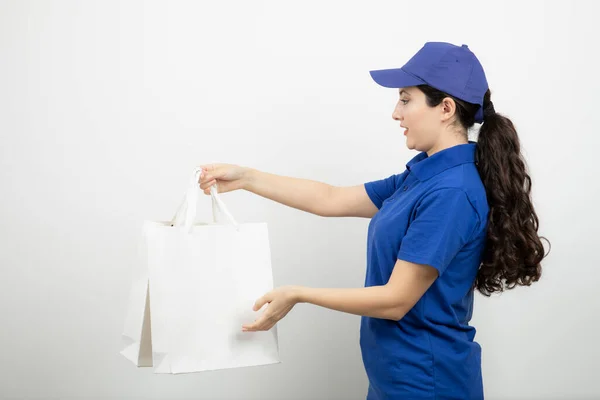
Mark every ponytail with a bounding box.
[417,85,550,296]
[474,90,549,295]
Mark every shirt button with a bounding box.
[403,186,408,191]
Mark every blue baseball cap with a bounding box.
[369,42,489,123]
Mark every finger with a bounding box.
[199,179,216,191]
[255,315,277,332]
[197,165,214,181]
[198,172,213,184]
[253,294,271,311]
[243,310,282,332]
[199,164,219,179]
[201,183,216,195]
[199,164,216,173]
[242,314,268,331]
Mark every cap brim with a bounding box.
[369,68,426,88]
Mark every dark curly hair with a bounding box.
[416,84,550,296]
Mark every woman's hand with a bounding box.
[242,285,303,332]
[198,163,251,195]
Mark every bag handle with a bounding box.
[170,168,239,232]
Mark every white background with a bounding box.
[1,0,598,399]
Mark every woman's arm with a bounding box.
[242,259,439,331]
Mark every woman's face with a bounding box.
[392,86,445,154]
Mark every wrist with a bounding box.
[241,167,257,191]
[292,285,309,304]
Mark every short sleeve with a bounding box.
[364,171,409,209]
[398,188,479,276]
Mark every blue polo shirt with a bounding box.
[361,142,489,400]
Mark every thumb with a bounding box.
[200,163,224,179]
[253,293,271,311]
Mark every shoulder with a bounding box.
[430,163,488,212]
[419,178,487,232]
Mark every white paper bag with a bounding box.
[121,168,280,374]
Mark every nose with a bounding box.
[392,101,402,121]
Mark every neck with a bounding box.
[427,132,468,157]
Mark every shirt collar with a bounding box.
[406,141,477,181]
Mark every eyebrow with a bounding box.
[399,89,411,96]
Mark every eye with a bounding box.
[400,99,409,105]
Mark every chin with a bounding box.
[408,139,429,152]
[405,138,417,151]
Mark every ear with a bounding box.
[440,97,457,122]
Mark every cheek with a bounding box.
[405,108,424,133]
[412,108,437,134]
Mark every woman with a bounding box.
[198,42,549,399]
